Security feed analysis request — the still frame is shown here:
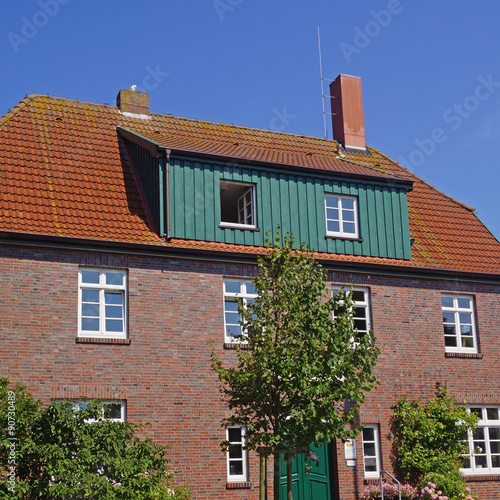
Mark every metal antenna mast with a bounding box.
[317,27,335,140]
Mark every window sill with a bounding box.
[445,352,483,359]
[364,478,380,485]
[226,481,252,489]
[326,234,363,242]
[463,474,500,482]
[76,337,131,345]
[219,223,261,231]
[224,342,250,350]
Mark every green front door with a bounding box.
[279,442,333,500]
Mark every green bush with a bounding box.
[420,473,477,500]
[391,383,478,499]
[0,378,191,499]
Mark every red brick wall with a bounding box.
[329,271,500,499]
[1,246,499,499]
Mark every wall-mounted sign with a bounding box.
[344,439,356,460]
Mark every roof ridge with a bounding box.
[150,109,343,147]
[13,93,334,146]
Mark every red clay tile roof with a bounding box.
[0,94,499,276]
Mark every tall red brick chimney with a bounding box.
[116,89,149,115]
[329,74,365,151]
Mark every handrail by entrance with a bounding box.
[379,470,401,500]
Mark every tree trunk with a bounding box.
[260,453,267,500]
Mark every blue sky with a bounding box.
[2,1,500,239]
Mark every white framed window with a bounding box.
[325,194,359,238]
[462,406,500,474]
[79,268,127,338]
[226,427,248,482]
[73,401,126,423]
[362,425,380,478]
[220,181,256,229]
[223,280,257,343]
[332,287,371,341]
[441,294,477,353]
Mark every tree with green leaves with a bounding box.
[0,378,190,499]
[212,233,380,500]
[391,383,479,500]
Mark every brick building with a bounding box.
[1,75,499,499]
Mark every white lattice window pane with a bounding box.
[227,427,247,481]
[344,223,356,234]
[442,294,477,353]
[81,270,100,284]
[106,272,124,286]
[441,296,454,307]
[487,409,499,420]
[325,195,358,238]
[79,269,127,338]
[223,280,258,343]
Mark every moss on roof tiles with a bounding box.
[0,93,499,274]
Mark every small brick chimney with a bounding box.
[116,89,149,115]
[329,74,365,151]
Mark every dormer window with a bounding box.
[325,194,359,239]
[220,181,256,229]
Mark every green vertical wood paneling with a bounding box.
[315,180,328,253]
[174,160,185,236]
[167,157,412,260]
[306,179,318,250]
[183,161,195,238]
[400,190,412,258]
[260,171,272,243]
[280,173,291,238]
[296,176,309,246]
[357,187,370,256]
[270,173,282,235]
[193,163,205,241]
[366,186,380,257]
[213,165,224,242]
[203,167,215,242]
[383,187,395,258]
[392,190,403,258]
[374,186,388,257]
[287,176,300,244]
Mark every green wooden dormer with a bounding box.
[119,128,413,260]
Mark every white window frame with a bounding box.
[462,406,500,474]
[223,280,257,343]
[78,268,127,339]
[332,287,371,341]
[73,400,126,423]
[441,294,477,353]
[220,181,257,229]
[362,424,381,478]
[226,426,248,482]
[325,194,359,239]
